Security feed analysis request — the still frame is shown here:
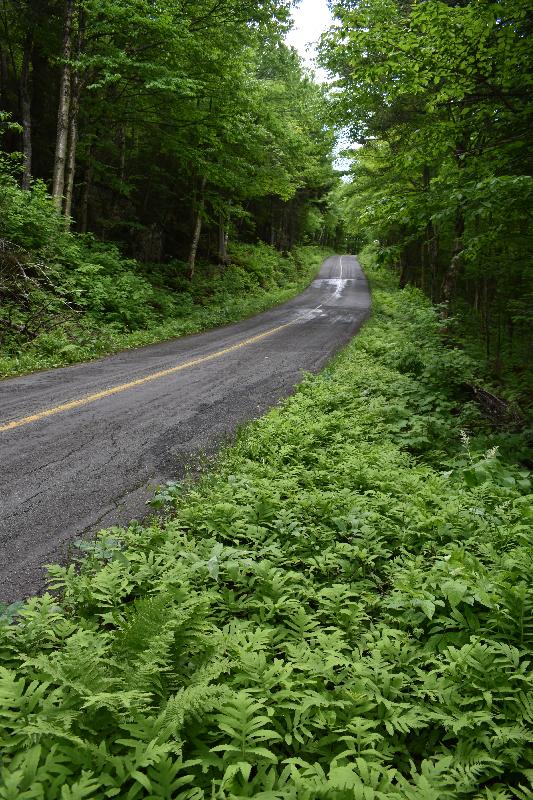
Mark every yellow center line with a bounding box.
[0,320,294,434]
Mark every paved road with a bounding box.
[0,255,370,602]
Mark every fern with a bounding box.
[212,691,282,765]
[1,272,532,797]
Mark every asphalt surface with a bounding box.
[0,255,370,602]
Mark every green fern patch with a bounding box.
[1,263,531,799]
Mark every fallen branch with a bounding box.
[463,382,526,430]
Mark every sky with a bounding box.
[285,1,353,172]
[285,0,334,82]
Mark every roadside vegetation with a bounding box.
[1,257,531,799]
[1,0,532,796]
[0,170,331,377]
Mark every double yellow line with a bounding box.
[0,321,293,434]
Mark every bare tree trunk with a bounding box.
[63,4,84,221]
[484,278,490,359]
[79,153,92,233]
[218,211,228,264]
[0,48,8,106]
[399,254,408,288]
[52,0,74,212]
[418,166,431,293]
[420,239,426,293]
[20,34,33,190]
[188,175,206,280]
[188,211,203,279]
[118,125,126,182]
[63,74,79,220]
[441,210,465,315]
[495,311,502,375]
[279,206,287,251]
[287,200,296,251]
[111,124,126,218]
[427,222,438,302]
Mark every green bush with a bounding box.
[1,263,531,798]
[0,174,70,253]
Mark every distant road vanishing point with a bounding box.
[0,255,371,602]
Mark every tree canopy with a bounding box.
[0,0,342,267]
[321,0,533,375]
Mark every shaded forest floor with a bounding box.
[1,259,531,798]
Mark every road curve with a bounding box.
[0,255,370,601]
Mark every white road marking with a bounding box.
[332,279,348,300]
[312,278,355,286]
[295,255,350,321]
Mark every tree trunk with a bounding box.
[279,206,287,251]
[419,166,430,293]
[270,199,276,247]
[20,34,33,190]
[483,279,490,359]
[427,222,438,301]
[441,210,465,314]
[112,125,126,218]
[399,254,408,289]
[79,153,92,233]
[494,311,502,375]
[288,200,296,250]
[63,76,79,220]
[119,125,126,182]
[0,48,8,107]
[188,176,206,280]
[52,0,74,212]
[218,211,228,264]
[63,7,84,221]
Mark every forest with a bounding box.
[321,0,533,393]
[0,0,531,388]
[0,0,532,798]
[0,0,344,375]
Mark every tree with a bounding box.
[321,0,533,366]
[1,0,339,266]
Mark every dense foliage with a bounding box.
[0,163,331,376]
[0,0,344,262]
[321,0,533,386]
[0,0,349,373]
[1,2,532,796]
[1,258,531,798]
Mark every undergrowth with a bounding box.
[0,238,329,379]
[0,168,331,378]
[0,265,531,799]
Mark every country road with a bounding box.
[0,255,370,602]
